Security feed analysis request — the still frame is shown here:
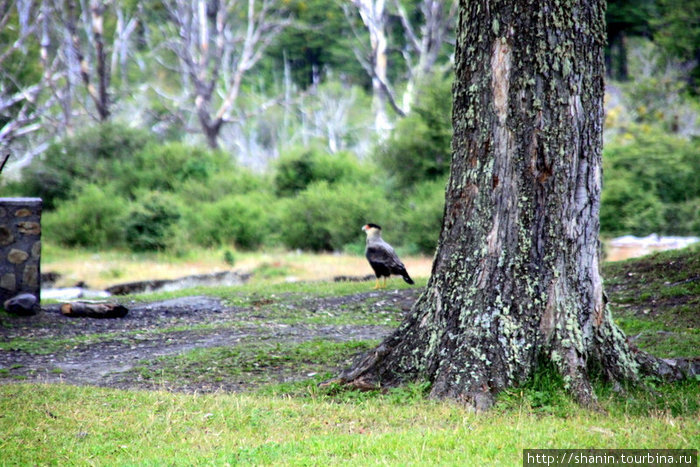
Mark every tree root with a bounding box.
[634,350,700,381]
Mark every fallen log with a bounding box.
[60,302,128,319]
[105,270,251,295]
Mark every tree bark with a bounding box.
[336,0,644,409]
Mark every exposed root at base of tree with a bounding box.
[634,350,700,381]
[323,343,698,412]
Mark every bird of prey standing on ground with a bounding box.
[362,223,414,289]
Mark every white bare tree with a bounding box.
[60,0,113,122]
[393,0,455,112]
[0,0,44,158]
[1,0,144,173]
[156,0,290,149]
[346,0,455,136]
[347,0,394,136]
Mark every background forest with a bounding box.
[1,0,698,257]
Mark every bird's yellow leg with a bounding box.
[373,278,381,290]
[382,277,387,289]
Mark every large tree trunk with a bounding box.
[337,0,643,409]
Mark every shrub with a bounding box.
[400,179,446,255]
[601,128,700,235]
[20,123,154,209]
[273,146,371,196]
[604,129,699,204]
[279,181,393,251]
[377,73,453,191]
[125,191,182,251]
[113,143,235,197]
[43,184,128,248]
[179,169,268,203]
[600,175,667,235]
[186,193,274,250]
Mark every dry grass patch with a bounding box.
[42,244,433,290]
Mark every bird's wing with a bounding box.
[366,242,405,271]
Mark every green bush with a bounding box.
[600,175,667,235]
[186,193,274,250]
[273,146,371,196]
[43,184,128,248]
[113,142,235,198]
[663,200,700,235]
[601,128,700,235]
[125,191,182,251]
[279,181,393,251]
[400,179,446,255]
[179,169,268,203]
[377,73,453,191]
[20,123,154,209]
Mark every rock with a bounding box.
[17,221,40,235]
[3,293,38,316]
[334,274,376,282]
[0,273,15,290]
[0,225,14,246]
[14,208,32,217]
[7,249,29,264]
[40,271,62,286]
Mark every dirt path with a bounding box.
[0,289,420,391]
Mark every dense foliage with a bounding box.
[377,73,453,190]
[3,75,699,254]
[1,0,698,254]
[601,128,700,236]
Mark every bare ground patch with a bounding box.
[0,288,420,392]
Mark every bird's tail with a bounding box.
[402,271,414,285]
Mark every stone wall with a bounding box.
[0,198,41,313]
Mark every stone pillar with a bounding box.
[0,198,41,314]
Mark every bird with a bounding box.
[362,223,414,289]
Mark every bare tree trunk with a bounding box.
[65,0,111,122]
[90,0,109,121]
[349,0,455,130]
[395,0,456,113]
[335,0,661,410]
[0,0,46,152]
[160,0,289,149]
[351,0,394,136]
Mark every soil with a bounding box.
[603,251,700,328]
[0,288,421,392]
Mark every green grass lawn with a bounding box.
[1,381,697,465]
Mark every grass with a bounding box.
[0,382,697,466]
[0,329,137,355]
[107,272,424,306]
[128,339,379,390]
[41,243,433,290]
